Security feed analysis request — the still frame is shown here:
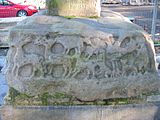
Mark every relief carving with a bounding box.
[5,15,158,102]
[22,42,45,57]
[7,27,154,81]
[54,36,83,55]
[18,63,33,77]
[51,43,65,54]
[12,33,151,79]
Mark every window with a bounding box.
[0,0,4,5]
[0,0,12,6]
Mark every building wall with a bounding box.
[16,0,46,9]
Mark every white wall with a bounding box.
[16,0,46,9]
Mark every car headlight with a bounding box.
[28,6,36,10]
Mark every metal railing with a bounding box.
[102,2,160,41]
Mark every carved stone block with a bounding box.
[4,15,160,104]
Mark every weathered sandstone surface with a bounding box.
[46,0,101,17]
[4,15,160,103]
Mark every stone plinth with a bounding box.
[46,0,101,17]
[1,104,160,120]
[4,15,160,105]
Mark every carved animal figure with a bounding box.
[54,36,84,55]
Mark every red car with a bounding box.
[0,0,38,17]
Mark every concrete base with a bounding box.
[1,104,160,120]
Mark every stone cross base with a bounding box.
[5,15,160,104]
[46,0,101,17]
[1,104,160,120]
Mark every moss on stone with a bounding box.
[88,16,99,19]
[47,0,62,9]
[8,87,73,106]
[39,92,51,105]
[64,16,76,19]
[104,96,147,105]
[8,87,21,104]
[9,87,157,106]
[64,16,99,19]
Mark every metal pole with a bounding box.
[151,0,158,41]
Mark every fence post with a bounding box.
[151,0,158,41]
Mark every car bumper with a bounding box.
[27,9,38,16]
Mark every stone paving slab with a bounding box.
[0,17,26,23]
[0,104,160,120]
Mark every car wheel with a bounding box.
[17,10,28,17]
